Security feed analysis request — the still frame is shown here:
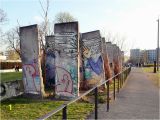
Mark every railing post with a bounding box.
[121,73,123,86]
[123,72,124,85]
[125,70,127,80]
[119,74,121,88]
[107,80,110,112]
[95,87,98,119]
[122,72,124,85]
[117,75,119,93]
[113,77,116,100]
[62,106,67,120]
[124,72,125,83]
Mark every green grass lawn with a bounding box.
[142,67,160,87]
[0,72,128,119]
[0,79,122,119]
[1,96,94,120]
[142,67,154,73]
[1,72,22,83]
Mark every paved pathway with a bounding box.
[0,69,22,73]
[87,68,159,119]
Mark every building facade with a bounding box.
[146,50,156,64]
[130,48,160,65]
[130,49,140,65]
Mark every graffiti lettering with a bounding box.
[53,31,78,98]
[54,33,78,59]
[23,64,40,92]
[82,31,105,87]
[55,67,73,95]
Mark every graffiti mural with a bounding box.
[20,25,43,94]
[106,42,114,65]
[23,60,40,92]
[81,30,105,87]
[112,44,121,75]
[46,36,56,86]
[54,22,79,98]
[101,38,112,79]
[0,80,24,101]
[106,42,114,76]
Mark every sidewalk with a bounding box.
[87,68,159,119]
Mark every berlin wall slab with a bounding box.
[45,36,56,86]
[102,38,112,79]
[81,30,105,87]
[112,44,121,75]
[54,22,79,98]
[0,80,24,101]
[20,25,44,94]
[106,42,113,65]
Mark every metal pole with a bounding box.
[119,74,121,88]
[62,106,67,120]
[157,18,159,71]
[122,73,124,86]
[107,80,110,112]
[117,76,119,93]
[95,87,98,119]
[154,61,157,73]
[113,77,116,100]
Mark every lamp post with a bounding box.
[157,18,159,71]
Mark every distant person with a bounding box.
[15,65,17,72]
[17,65,19,72]
[15,65,19,72]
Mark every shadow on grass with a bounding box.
[1,95,54,105]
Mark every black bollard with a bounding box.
[154,61,156,73]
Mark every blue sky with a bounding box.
[1,0,160,55]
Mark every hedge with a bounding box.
[0,62,22,70]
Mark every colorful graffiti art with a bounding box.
[54,22,79,98]
[0,80,23,101]
[23,60,40,93]
[82,30,105,87]
[20,25,42,94]
[46,36,56,86]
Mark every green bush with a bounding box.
[98,96,106,103]
[0,62,22,69]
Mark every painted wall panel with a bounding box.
[106,42,113,64]
[0,81,24,101]
[106,42,114,76]
[102,38,112,79]
[20,25,42,94]
[112,44,121,75]
[81,30,105,87]
[45,36,56,86]
[54,22,79,98]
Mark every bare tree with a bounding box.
[5,27,21,58]
[0,9,7,46]
[4,0,50,56]
[105,32,127,52]
[54,12,76,23]
[38,0,50,49]
[0,9,7,23]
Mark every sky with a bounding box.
[0,0,160,55]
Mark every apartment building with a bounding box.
[130,48,160,65]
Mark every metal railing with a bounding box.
[38,67,131,120]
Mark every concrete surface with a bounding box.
[87,68,159,119]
